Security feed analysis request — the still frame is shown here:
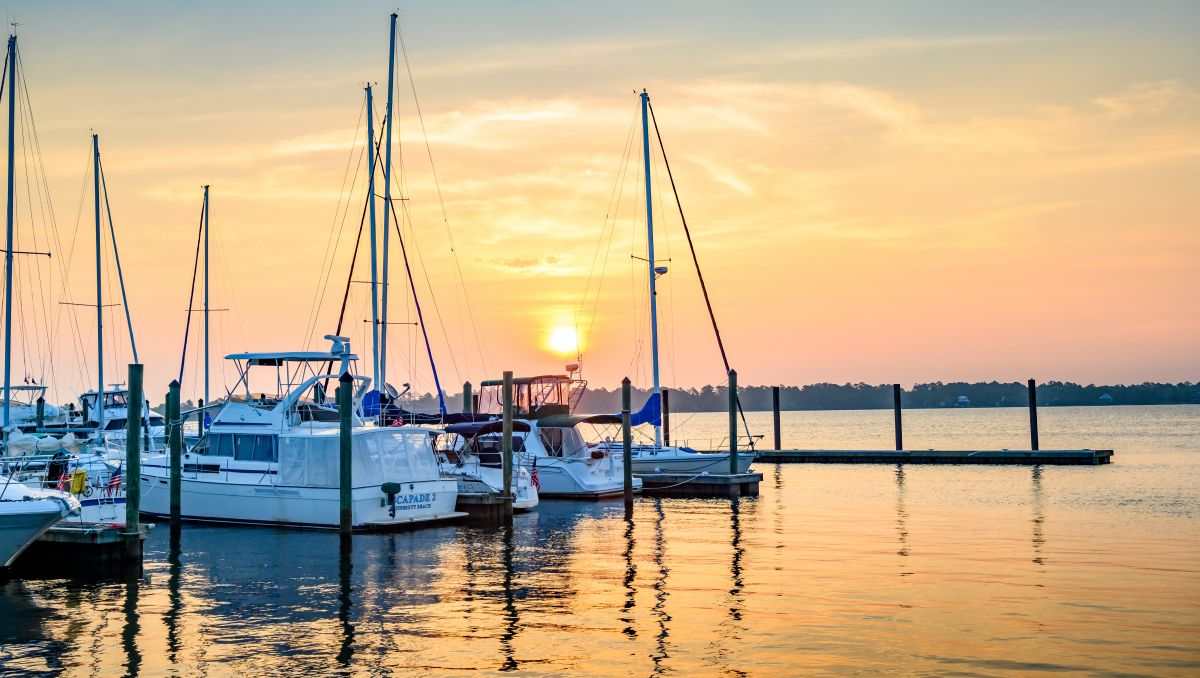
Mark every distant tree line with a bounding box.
[154,381,1199,415]
[412,380,1199,413]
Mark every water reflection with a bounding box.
[895,465,911,565]
[164,530,182,663]
[1031,466,1046,568]
[500,525,518,672]
[337,539,354,667]
[122,578,141,676]
[651,499,671,674]
[621,517,637,639]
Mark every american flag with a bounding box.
[530,458,540,491]
[56,471,70,492]
[107,464,123,497]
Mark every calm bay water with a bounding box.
[2,405,1198,676]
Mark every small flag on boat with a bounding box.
[56,471,70,492]
[107,464,123,496]
[530,458,540,491]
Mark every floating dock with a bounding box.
[749,449,1113,465]
[7,522,149,578]
[637,472,763,498]
[455,492,513,522]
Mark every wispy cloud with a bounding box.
[1095,80,1192,117]
[739,34,1047,64]
[417,38,684,77]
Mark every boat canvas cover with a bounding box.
[277,429,438,488]
[443,420,532,438]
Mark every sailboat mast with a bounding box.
[2,35,16,432]
[365,85,381,391]
[379,12,397,391]
[640,90,663,448]
[203,184,209,408]
[93,133,104,433]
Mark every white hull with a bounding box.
[140,471,459,529]
[629,450,756,475]
[525,456,641,498]
[0,482,80,567]
[440,460,538,510]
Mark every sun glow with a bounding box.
[547,326,579,355]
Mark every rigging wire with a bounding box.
[396,23,491,379]
[177,198,205,383]
[301,96,367,349]
[647,100,754,448]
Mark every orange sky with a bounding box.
[1,1,1197,404]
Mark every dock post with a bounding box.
[661,387,670,447]
[622,377,633,516]
[501,371,514,524]
[81,397,89,424]
[168,380,182,530]
[124,364,143,564]
[728,369,738,475]
[463,381,473,414]
[1028,378,1039,451]
[472,393,480,415]
[35,396,44,427]
[893,384,903,451]
[772,386,781,450]
[197,398,204,432]
[337,372,353,537]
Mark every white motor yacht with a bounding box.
[139,336,462,529]
[436,421,539,510]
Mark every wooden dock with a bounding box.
[749,449,1113,465]
[7,522,149,578]
[638,472,763,498]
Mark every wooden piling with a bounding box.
[622,377,633,515]
[661,387,670,447]
[463,381,473,414]
[197,398,204,432]
[893,384,903,451]
[472,393,480,415]
[124,364,143,564]
[337,372,353,537]
[728,369,738,475]
[1028,378,1039,451]
[167,380,182,528]
[772,386,781,450]
[501,371,513,506]
[81,397,89,424]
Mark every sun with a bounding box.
[547,326,579,356]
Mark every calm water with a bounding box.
[2,405,1198,676]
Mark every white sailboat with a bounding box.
[592,91,758,474]
[139,336,463,529]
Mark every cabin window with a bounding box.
[149,416,164,426]
[209,433,277,462]
[104,419,126,431]
[539,428,564,456]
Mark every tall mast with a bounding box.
[202,184,209,408]
[640,90,663,448]
[379,12,397,390]
[365,85,380,391]
[93,133,104,433]
[2,35,16,432]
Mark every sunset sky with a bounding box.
[2,0,1197,404]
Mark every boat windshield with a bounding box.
[538,427,589,458]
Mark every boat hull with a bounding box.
[139,474,460,530]
[529,457,642,499]
[630,451,756,475]
[0,497,74,567]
